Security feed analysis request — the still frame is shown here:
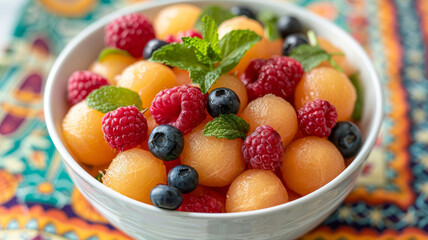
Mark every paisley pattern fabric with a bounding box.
[0,0,427,239]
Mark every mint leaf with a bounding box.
[195,5,234,32]
[95,172,103,182]
[201,15,220,54]
[289,44,330,72]
[257,11,281,41]
[86,86,142,113]
[349,73,363,121]
[190,68,222,94]
[182,37,220,64]
[98,47,131,62]
[150,43,209,72]
[203,114,249,139]
[218,30,261,72]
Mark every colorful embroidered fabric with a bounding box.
[0,0,426,239]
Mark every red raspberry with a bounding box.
[240,56,304,101]
[67,71,108,106]
[150,85,206,134]
[298,99,338,138]
[164,29,202,43]
[242,125,284,171]
[102,106,148,151]
[177,187,224,213]
[105,13,155,58]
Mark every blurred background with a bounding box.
[0,0,427,239]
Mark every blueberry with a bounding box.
[231,6,256,19]
[148,125,184,161]
[328,121,362,158]
[143,39,168,59]
[282,33,309,56]
[150,185,183,210]
[167,165,199,194]
[207,88,241,118]
[277,16,303,38]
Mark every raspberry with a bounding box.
[242,125,284,171]
[150,85,206,134]
[240,56,304,101]
[67,71,108,106]
[105,13,155,58]
[102,106,148,151]
[178,193,223,213]
[164,29,202,43]
[298,99,338,138]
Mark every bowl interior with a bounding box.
[44,0,383,218]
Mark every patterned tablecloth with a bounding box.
[0,0,427,239]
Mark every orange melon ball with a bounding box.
[62,101,116,166]
[141,112,157,151]
[241,95,298,147]
[226,170,288,212]
[117,60,178,109]
[154,4,201,39]
[269,38,283,57]
[102,148,166,204]
[209,75,248,113]
[89,53,137,85]
[172,67,192,85]
[294,67,357,121]
[218,16,270,75]
[281,137,345,196]
[181,123,245,187]
[317,37,355,76]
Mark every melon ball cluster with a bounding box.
[61,4,363,213]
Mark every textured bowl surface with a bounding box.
[44,0,383,239]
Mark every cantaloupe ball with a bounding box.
[62,101,116,166]
[89,53,137,85]
[294,67,356,121]
[117,60,178,109]
[172,67,192,85]
[226,169,288,212]
[102,148,166,204]
[154,4,201,39]
[209,75,248,114]
[181,123,245,187]
[281,137,345,196]
[317,37,355,76]
[217,16,270,75]
[241,94,298,147]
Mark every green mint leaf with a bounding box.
[182,37,220,64]
[257,11,281,41]
[95,173,103,182]
[201,16,220,54]
[203,114,249,139]
[86,86,142,113]
[289,44,330,72]
[150,43,210,72]
[307,30,318,46]
[190,68,222,94]
[195,5,234,32]
[349,73,363,121]
[217,30,261,73]
[98,47,131,62]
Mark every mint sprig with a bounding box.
[257,11,281,41]
[86,86,142,113]
[289,30,344,72]
[98,47,131,62]
[203,114,249,139]
[194,5,235,32]
[150,15,261,93]
[349,72,363,121]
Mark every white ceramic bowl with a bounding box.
[44,0,383,239]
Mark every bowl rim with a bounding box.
[44,0,383,219]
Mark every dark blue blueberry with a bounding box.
[231,6,256,19]
[143,39,168,59]
[148,125,184,161]
[167,165,199,194]
[328,121,362,158]
[150,185,183,210]
[282,33,309,56]
[207,88,241,118]
[277,16,303,38]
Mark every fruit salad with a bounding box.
[61,4,363,213]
